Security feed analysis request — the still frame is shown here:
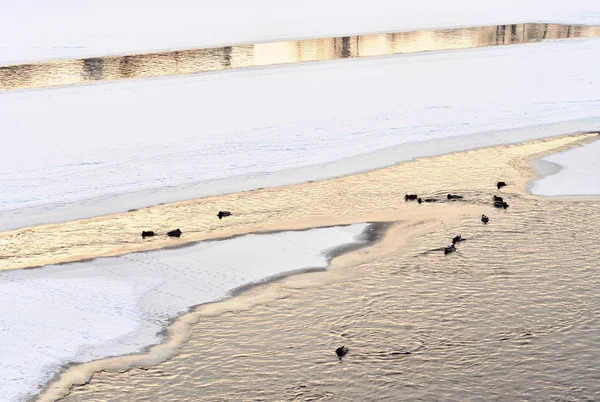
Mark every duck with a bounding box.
[494,200,509,209]
[418,197,438,204]
[493,195,504,202]
[444,244,456,254]
[447,194,463,200]
[217,211,232,219]
[336,346,349,359]
[452,235,462,245]
[141,230,155,238]
[404,194,418,201]
[497,181,507,189]
[481,215,489,224]
[167,228,182,237]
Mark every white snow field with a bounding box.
[529,138,600,196]
[0,223,369,402]
[1,38,599,230]
[1,0,600,65]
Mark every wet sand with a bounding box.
[30,132,600,401]
[0,133,597,272]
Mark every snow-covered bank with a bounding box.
[0,223,369,402]
[529,138,600,196]
[1,0,600,65]
[1,39,599,231]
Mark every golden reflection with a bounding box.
[1,23,599,92]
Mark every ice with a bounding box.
[1,0,600,65]
[529,139,600,196]
[1,39,599,230]
[0,223,368,402]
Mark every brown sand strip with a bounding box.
[1,132,597,271]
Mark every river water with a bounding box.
[42,135,600,402]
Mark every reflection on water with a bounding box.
[63,199,600,401]
[1,23,599,91]
[33,134,600,401]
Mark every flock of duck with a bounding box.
[404,181,509,256]
[336,181,510,360]
[140,210,232,239]
[140,181,508,361]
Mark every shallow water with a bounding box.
[2,134,594,272]
[37,134,600,401]
[63,198,600,401]
[2,23,599,91]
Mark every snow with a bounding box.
[1,0,600,65]
[529,138,600,196]
[1,38,599,230]
[0,223,368,402]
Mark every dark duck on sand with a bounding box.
[141,231,155,238]
[497,181,507,189]
[452,235,462,245]
[493,195,503,202]
[217,211,232,219]
[481,214,489,224]
[404,194,418,201]
[418,197,438,204]
[336,346,349,359]
[447,194,463,200]
[167,228,182,237]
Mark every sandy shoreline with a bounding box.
[1,131,597,272]
[24,131,599,402]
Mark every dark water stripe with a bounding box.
[1,23,599,92]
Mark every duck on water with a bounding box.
[336,346,349,359]
[494,200,509,209]
[217,211,232,219]
[167,228,182,237]
[444,244,456,254]
[141,230,155,238]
